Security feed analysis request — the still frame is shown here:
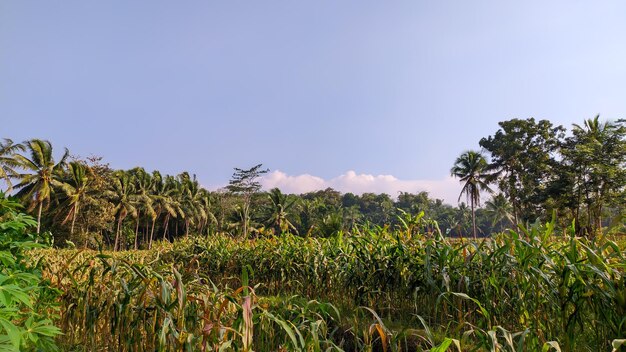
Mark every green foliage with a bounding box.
[0,194,60,351]
[480,118,566,223]
[35,219,626,351]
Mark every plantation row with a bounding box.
[38,222,626,351]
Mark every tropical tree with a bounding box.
[128,167,154,249]
[484,193,513,231]
[160,175,183,241]
[177,172,206,237]
[57,161,95,235]
[562,116,626,234]
[13,139,69,233]
[0,138,24,192]
[263,188,297,234]
[479,118,565,223]
[196,189,217,236]
[147,171,178,248]
[226,164,268,238]
[107,171,138,251]
[451,150,493,239]
[296,198,321,236]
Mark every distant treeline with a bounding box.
[0,116,624,248]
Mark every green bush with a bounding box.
[0,194,60,351]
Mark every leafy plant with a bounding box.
[0,193,60,351]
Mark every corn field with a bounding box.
[35,220,626,351]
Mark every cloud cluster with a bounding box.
[260,170,461,204]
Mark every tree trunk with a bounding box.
[471,199,477,240]
[149,218,156,249]
[134,211,140,250]
[70,203,79,235]
[163,214,170,241]
[243,201,250,239]
[114,217,122,251]
[36,201,43,235]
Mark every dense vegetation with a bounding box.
[1,116,625,350]
[0,195,60,351]
[0,116,624,249]
[29,219,626,351]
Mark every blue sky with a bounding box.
[2,1,625,203]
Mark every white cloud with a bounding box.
[260,170,462,204]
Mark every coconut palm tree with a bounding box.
[196,190,217,236]
[58,161,94,235]
[157,175,182,242]
[569,116,626,233]
[128,167,154,249]
[0,138,24,192]
[147,171,175,248]
[451,151,493,239]
[484,193,513,231]
[297,199,321,237]
[13,139,69,233]
[108,170,138,251]
[264,188,298,235]
[177,172,205,237]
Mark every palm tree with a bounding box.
[451,151,493,239]
[264,188,297,235]
[58,161,94,235]
[456,202,471,239]
[570,116,626,233]
[108,171,138,251]
[13,139,69,233]
[297,199,321,237]
[484,193,513,231]
[0,138,24,192]
[196,190,217,236]
[177,172,205,237]
[156,175,181,242]
[147,171,176,248]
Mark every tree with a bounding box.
[70,155,115,248]
[0,138,24,192]
[148,171,178,248]
[263,188,297,235]
[296,198,322,236]
[562,116,626,235]
[451,150,493,239]
[479,118,565,223]
[107,171,138,251]
[58,161,95,235]
[484,193,513,232]
[128,167,154,249]
[226,164,268,238]
[13,139,69,233]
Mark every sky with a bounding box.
[2,1,625,204]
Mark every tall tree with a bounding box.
[128,167,154,249]
[107,171,138,251]
[226,164,268,238]
[479,118,565,223]
[562,116,626,235]
[263,188,297,235]
[13,139,69,233]
[58,161,94,235]
[484,193,514,231]
[451,150,493,239]
[148,171,178,248]
[0,138,24,192]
